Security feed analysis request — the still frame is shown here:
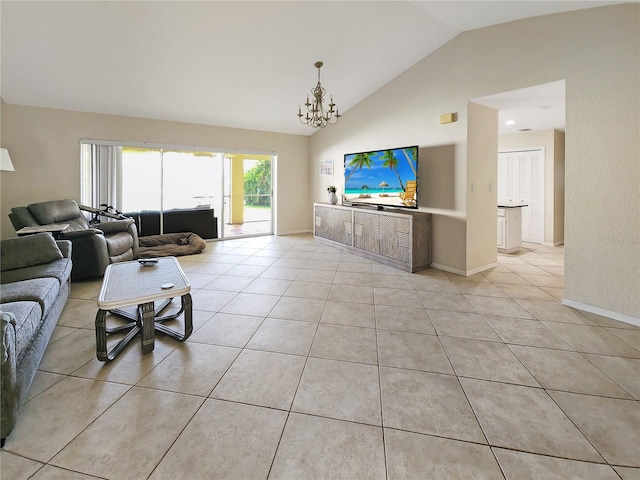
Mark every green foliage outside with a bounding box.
[244,160,272,207]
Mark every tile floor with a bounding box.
[2,234,639,480]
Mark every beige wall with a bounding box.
[466,101,498,273]
[309,44,472,273]
[499,129,565,246]
[0,103,310,238]
[310,4,639,320]
[553,130,565,245]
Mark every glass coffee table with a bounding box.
[95,256,193,362]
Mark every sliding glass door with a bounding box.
[223,154,273,238]
[120,147,162,213]
[120,148,221,212]
[81,141,274,240]
[119,147,223,238]
[162,150,222,211]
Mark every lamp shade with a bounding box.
[1,148,15,171]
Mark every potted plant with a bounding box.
[327,185,338,204]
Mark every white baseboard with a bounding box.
[430,262,497,277]
[276,229,313,236]
[542,240,565,247]
[467,262,498,276]
[430,263,466,276]
[562,298,640,327]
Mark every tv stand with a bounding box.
[314,203,431,272]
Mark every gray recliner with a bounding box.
[9,199,139,280]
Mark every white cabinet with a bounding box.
[314,203,431,272]
[497,207,524,254]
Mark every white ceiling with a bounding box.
[0,1,620,136]
[474,80,566,135]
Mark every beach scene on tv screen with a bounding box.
[343,146,418,208]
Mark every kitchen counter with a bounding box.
[498,207,524,253]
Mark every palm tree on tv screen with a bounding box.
[345,152,373,184]
[402,147,417,177]
[381,150,405,191]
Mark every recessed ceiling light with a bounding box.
[539,104,554,109]
[518,128,533,132]
[505,120,515,125]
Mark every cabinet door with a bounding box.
[315,206,352,245]
[497,214,506,249]
[379,214,410,262]
[353,211,411,262]
[353,211,380,253]
[314,206,331,240]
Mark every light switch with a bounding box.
[471,183,477,192]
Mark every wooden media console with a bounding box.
[313,203,432,273]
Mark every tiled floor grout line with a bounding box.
[431,308,494,451]
[542,386,614,468]
[144,394,208,480]
[373,321,389,480]
[576,351,639,401]
[6,236,639,478]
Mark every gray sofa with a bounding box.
[0,233,72,446]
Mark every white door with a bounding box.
[498,149,545,244]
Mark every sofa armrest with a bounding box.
[0,311,16,361]
[0,311,18,439]
[59,228,104,240]
[94,218,135,235]
[63,231,110,280]
[56,240,72,259]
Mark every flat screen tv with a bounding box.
[343,145,418,209]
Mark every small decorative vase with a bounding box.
[328,192,338,205]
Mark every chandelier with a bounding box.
[297,61,340,128]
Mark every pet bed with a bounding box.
[138,232,206,258]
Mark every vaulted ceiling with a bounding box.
[0,1,621,136]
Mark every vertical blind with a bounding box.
[81,144,122,210]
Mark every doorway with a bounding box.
[473,79,566,248]
[223,153,274,239]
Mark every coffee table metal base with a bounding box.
[96,293,192,362]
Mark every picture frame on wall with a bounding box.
[320,158,333,176]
